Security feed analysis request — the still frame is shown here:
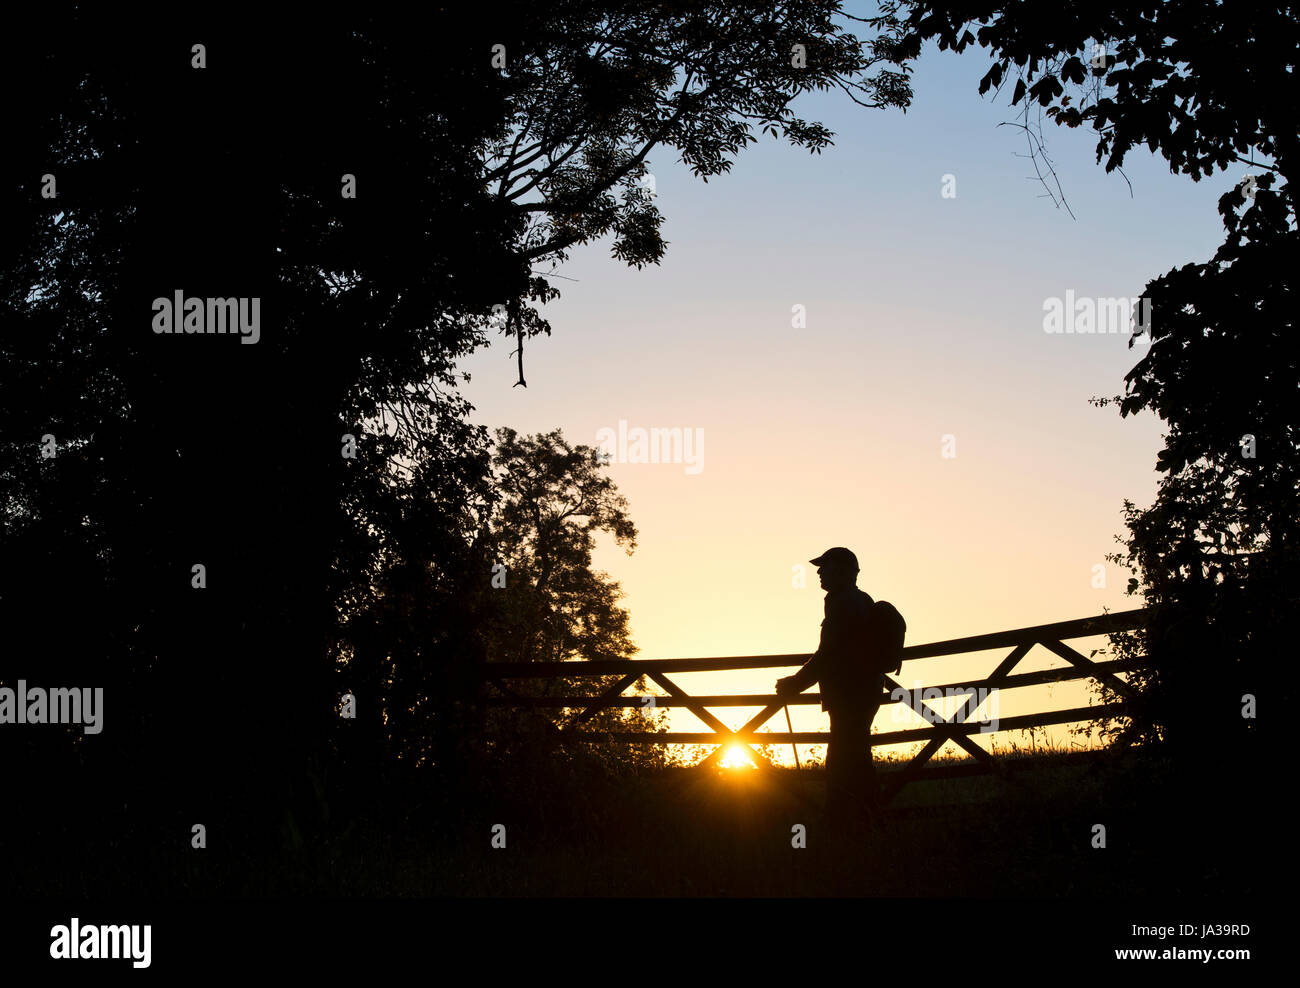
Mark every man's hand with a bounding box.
[775,676,798,698]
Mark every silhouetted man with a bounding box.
[776,547,884,833]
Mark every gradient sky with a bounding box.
[457,23,1236,763]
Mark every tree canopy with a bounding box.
[0,3,914,852]
[886,0,1296,756]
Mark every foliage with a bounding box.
[0,4,912,846]
[886,0,1296,755]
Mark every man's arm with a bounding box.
[776,592,864,697]
[777,598,847,696]
[776,653,821,697]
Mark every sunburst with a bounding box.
[717,742,757,769]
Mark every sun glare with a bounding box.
[718,743,757,770]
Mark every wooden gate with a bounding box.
[483,608,1148,802]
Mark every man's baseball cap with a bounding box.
[809,547,858,571]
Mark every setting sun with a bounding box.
[718,743,759,770]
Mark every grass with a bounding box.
[9,735,1256,898]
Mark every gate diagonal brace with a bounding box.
[647,671,768,769]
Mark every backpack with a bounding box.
[864,600,906,676]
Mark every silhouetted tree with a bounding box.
[474,428,668,773]
[480,428,637,663]
[887,0,1295,764]
[1,4,909,858]
[338,427,661,777]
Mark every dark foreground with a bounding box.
[8,742,1263,898]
